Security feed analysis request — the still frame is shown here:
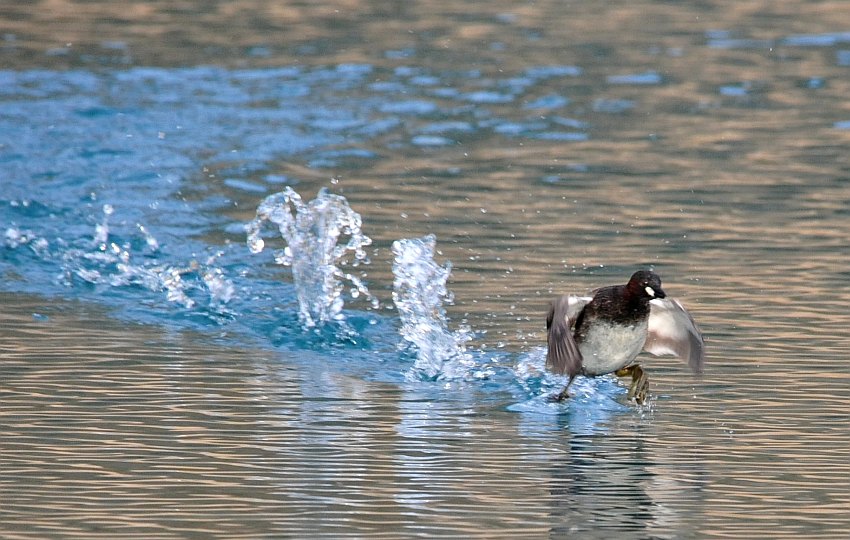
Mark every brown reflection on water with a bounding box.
[4,291,850,537]
[0,295,687,537]
[4,0,850,71]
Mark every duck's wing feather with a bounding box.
[645,298,705,373]
[545,295,589,376]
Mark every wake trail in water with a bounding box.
[4,203,236,312]
[3,187,633,415]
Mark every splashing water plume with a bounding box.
[392,235,474,380]
[245,187,377,329]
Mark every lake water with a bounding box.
[3,1,850,538]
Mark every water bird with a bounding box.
[546,270,704,403]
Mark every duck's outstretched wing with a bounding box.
[645,298,705,373]
[545,295,589,377]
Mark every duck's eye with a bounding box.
[644,286,655,297]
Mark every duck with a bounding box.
[546,270,704,403]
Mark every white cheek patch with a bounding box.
[645,286,655,297]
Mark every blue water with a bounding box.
[0,65,638,421]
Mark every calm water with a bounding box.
[3,1,850,538]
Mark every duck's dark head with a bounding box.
[627,270,666,300]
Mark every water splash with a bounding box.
[54,205,236,310]
[4,226,49,254]
[391,234,475,380]
[245,187,377,329]
[93,203,113,250]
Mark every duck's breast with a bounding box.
[578,319,648,376]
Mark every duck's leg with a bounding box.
[615,365,650,404]
[629,365,649,404]
[550,375,576,402]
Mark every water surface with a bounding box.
[3,1,850,538]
